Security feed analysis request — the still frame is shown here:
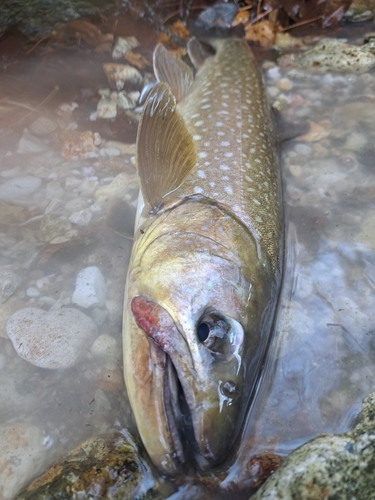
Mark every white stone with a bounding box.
[72,266,107,308]
[112,36,139,59]
[29,116,57,136]
[90,334,117,358]
[0,176,42,202]
[0,423,45,500]
[46,180,64,199]
[103,63,143,91]
[0,267,21,304]
[69,208,93,226]
[97,98,117,119]
[26,287,40,298]
[17,131,49,153]
[6,307,97,369]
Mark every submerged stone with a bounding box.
[252,391,375,499]
[16,431,158,500]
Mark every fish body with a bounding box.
[123,39,283,475]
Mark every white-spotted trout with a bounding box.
[123,38,283,475]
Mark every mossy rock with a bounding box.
[16,430,157,499]
[0,0,121,38]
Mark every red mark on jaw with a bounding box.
[131,296,176,351]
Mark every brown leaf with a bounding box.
[124,51,151,69]
[245,20,277,47]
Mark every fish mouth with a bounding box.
[131,295,206,470]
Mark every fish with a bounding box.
[123,38,283,475]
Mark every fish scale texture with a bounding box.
[178,40,282,270]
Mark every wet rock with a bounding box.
[0,201,28,226]
[0,266,21,304]
[46,180,64,199]
[72,266,107,308]
[103,63,143,91]
[112,36,139,59]
[60,130,101,160]
[0,297,25,338]
[0,423,45,500]
[95,173,138,206]
[0,176,42,203]
[40,214,73,243]
[16,131,49,154]
[16,431,158,500]
[295,39,375,73]
[252,391,375,499]
[90,333,117,359]
[97,95,118,119]
[6,307,97,369]
[29,116,58,136]
[68,208,93,226]
[354,211,375,250]
[117,91,137,110]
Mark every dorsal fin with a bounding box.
[187,37,215,70]
[136,82,197,213]
[153,44,194,102]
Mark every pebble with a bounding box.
[0,423,45,500]
[97,97,117,119]
[103,63,143,91]
[68,208,93,226]
[16,131,49,154]
[95,173,137,206]
[0,266,21,304]
[277,78,293,91]
[90,334,117,358]
[344,132,367,151]
[6,307,98,369]
[0,176,42,203]
[64,177,82,190]
[294,143,312,155]
[112,36,139,59]
[29,116,58,136]
[64,198,87,213]
[46,180,64,199]
[0,297,25,338]
[297,122,327,142]
[26,286,40,298]
[289,164,303,177]
[72,266,107,308]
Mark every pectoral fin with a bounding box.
[136,82,197,212]
[153,44,194,102]
[187,37,215,69]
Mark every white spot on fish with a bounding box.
[221,141,230,146]
[194,186,204,194]
[209,181,216,187]
[217,131,225,136]
[198,152,208,158]
[215,121,223,127]
[204,141,210,147]
[197,170,206,178]
[195,120,204,127]
[204,161,211,166]
[222,175,229,180]
[224,152,233,158]
[253,198,261,205]
[201,104,211,109]
[193,135,202,141]
[225,185,233,195]
[220,164,230,170]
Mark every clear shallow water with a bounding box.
[0,28,374,498]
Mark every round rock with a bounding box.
[6,307,97,369]
[0,423,45,500]
[72,266,107,308]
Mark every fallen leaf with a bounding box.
[231,10,250,26]
[245,20,277,47]
[124,51,151,69]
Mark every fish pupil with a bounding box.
[197,322,210,342]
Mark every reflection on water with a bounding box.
[0,28,374,498]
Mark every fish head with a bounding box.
[124,201,275,474]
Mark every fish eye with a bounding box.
[196,313,230,351]
[197,322,210,342]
